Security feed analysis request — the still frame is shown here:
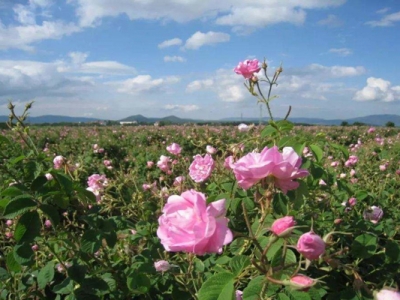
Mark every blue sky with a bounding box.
[0,0,400,120]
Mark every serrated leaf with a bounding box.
[14,211,41,242]
[13,242,34,266]
[81,230,102,253]
[127,272,151,294]
[52,172,73,195]
[3,196,36,219]
[31,176,48,192]
[351,234,377,259]
[243,276,264,300]
[53,278,74,294]
[229,255,250,276]
[197,272,235,300]
[6,252,21,273]
[67,262,87,284]
[37,261,55,289]
[261,125,278,138]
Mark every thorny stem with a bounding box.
[241,201,264,254]
[255,82,274,122]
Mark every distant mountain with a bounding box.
[0,113,399,126]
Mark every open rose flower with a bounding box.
[297,231,326,260]
[189,154,215,182]
[375,288,400,300]
[231,146,308,193]
[87,174,108,191]
[157,190,233,255]
[166,143,182,155]
[234,59,261,79]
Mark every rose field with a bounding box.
[1,60,400,300]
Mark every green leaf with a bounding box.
[67,262,87,284]
[351,234,377,259]
[37,261,55,289]
[31,176,48,192]
[6,252,21,273]
[52,172,73,195]
[79,277,109,295]
[1,186,24,197]
[39,204,60,227]
[243,276,265,300]
[385,240,400,263]
[53,278,74,294]
[273,193,288,215]
[9,155,25,165]
[0,268,9,281]
[127,272,151,294]
[81,230,102,253]
[330,143,349,160]
[309,144,323,163]
[3,196,36,219]
[287,290,312,300]
[277,293,291,300]
[229,237,248,255]
[13,242,34,266]
[229,255,250,276]
[278,136,293,148]
[276,120,294,132]
[197,272,235,300]
[261,125,277,138]
[14,211,41,242]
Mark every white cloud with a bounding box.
[366,11,400,27]
[186,79,214,92]
[376,7,390,14]
[164,104,199,112]
[72,0,346,29]
[184,31,230,50]
[353,77,400,102]
[158,38,182,49]
[164,56,186,63]
[318,14,344,27]
[109,75,180,94]
[306,64,365,77]
[329,48,352,56]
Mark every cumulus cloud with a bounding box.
[366,11,400,27]
[183,31,230,50]
[304,64,365,77]
[318,14,344,27]
[164,56,186,63]
[353,77,400,102]
[72,0,346,30]
[164,104,199,112]
[158,38,182,49]
[329,48,352,56]
[109,75,180,94]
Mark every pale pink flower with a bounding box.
[53,155,65,169]
[289,274,315,291]
[330,161,339,167]
[345,155,358,167]
[319,179,327,186]
[98,148,105,154]
[234,59,261,79]
[154,260,171,272]
[103,160,112,167]
[238,123,250,132]
[147,161,154,168]
[173,176,185,187]
[367,127,376,134]
[45,173,53,181]
[45,220,52,228]
[157,155,171,173]
[166,143,182,155]
[375,289,400,300]
[297,232,325,260]
[86,187,101,203]
[348,197,357,206]
[271,216,296,237]
[235,290,243,300]
[224,156,235,170]
[157,190,233,255]
[87,174,108,191]
[32,244,39,251]
[189,154,215,183]
[340,173,346,179]
[6,220,13,227]
[379,164,387,171]
[350,169,356,177]
[206,145,217,154]
[231,146,308,193]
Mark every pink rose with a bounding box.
[86,187,101,203]
[154,260,171,272]
[53,155,65,169]
[296,232,326,260]
[157,190,233,255]
[173,176,185,187]
[238,123,250,132]
[234,59,261,79]
[235,290,243,300]
[271,216,296,237]
[224,156,235,170]
[87,174,108,191]
[157,155,171,173]
[348,197,357,207]
[189,154,215,183]
[206,145,217,154]
[45,173,53,181]
[166,143,182,155]
[363,206,383,224]
[289,274,315,291]
[147,161,154,168]
[231,146,308,193]
[367,127,376,134]
[375,289,400,300]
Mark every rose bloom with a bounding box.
[53,155,65,169]
[87,174,108,191]
[271,216,296,237]
[166,143,182,155]
[238,123,250,132]
[189,154,215,183]
[154,260,171,272]
[235,290,243,300]
[296,232,326,260]
[206,145,217,154]
[157,190,233,255]
[173,176,185,187]
[375,288,400,300]
[224,156,235,170]
[231,146,308,193]
[363,206,383,224]
[234,59,261,79]
[289,274,315,291]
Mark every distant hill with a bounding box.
[0,113,399,126]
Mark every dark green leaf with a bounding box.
[197,272,235,300]
[39,204,60,227]
[14,211,41,242]
[309,144,323,163]
[351,234,377,259]
[13,242,34,266]
[3,196,36,219]
[81,230,102,253]
[6,252,21,273]
[37,261,55,289]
